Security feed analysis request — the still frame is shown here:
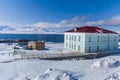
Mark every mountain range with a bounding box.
[0,25,59,34]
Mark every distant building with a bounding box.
[64,26,119,53]
[18,39,29,46]
[28,41,45,50]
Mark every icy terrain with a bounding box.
[0,43,120,80]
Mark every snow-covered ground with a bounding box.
[0,43,120,80]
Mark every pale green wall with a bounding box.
[64,33,86,53]
[84,33,118,53]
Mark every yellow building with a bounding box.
[28,41,45,50]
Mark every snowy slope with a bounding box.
[0,43,120,80]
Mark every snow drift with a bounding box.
[33,68,77,80]
[91,58,120,68]
[0,43,14,54]
[104,71,120,80]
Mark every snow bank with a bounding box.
[104,71,120,80]
[91,58,120,68]
[33,68,76,80]
[0,43,14,54]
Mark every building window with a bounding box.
[97,36,99,42]
[72,44,73,49]
[88,46,91,52]
[103,36,105,42]
[107,45,109,50]
[66,43,68,47]
[104,37,107,42]
[101,36,102,42]
[78,45,80,51]
[97,46,99,51]
[114,37,116,41]
[89,37,91,42]
[72,35,73,41]
[78,36,81,42]
[74,36,76,41]
[66,35,68,40]
[69,44,71,48]
[74,44,76,49]
[108,36,110,42]
[69,35,71,40]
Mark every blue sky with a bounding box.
[0,0,120,33]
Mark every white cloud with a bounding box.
[84,20,106,26]
[32,21,71,29]
[0,16,87,34]
[30,15,120,33]
[84,15,120,27]
[0,15,120,34]
[32,16,87,32]
[60,20,68,24]
[107,15,120,26]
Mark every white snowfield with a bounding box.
[0,43,120,80]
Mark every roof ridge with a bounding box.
[65,26,118,34]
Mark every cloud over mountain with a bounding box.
[0,15,120,34]
[31,15,120,33]
[0,26,15,31]
[0,25,57,34]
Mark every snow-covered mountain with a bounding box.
[0,26,15,31]
[0,25,59,34]
[15,26,57,34]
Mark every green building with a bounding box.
[64,26,119,53]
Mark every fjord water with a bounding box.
[0,34,64,42]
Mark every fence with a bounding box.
[13,50,120,60]
[20,52,82,60]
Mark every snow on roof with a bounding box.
[65,26,118,34]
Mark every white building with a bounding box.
[64,26,119,53]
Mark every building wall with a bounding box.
[84,33,118,53]
[64,33,119,53]
[64,33,86,53]
[36,42,45,50]
[28,41,45,50]
[28,42,36,49]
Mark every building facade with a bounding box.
[28,41,45,50]
[64,26,119,53]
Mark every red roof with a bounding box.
[65,26,118,34]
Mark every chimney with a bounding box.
[74,27,77,32]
